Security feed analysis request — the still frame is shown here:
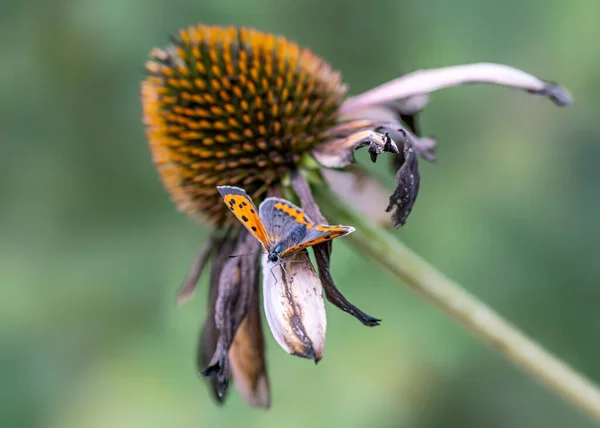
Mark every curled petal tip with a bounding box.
[312,129,400,169]
[537,81,573,107]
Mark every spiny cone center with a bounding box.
[142,25,347,225]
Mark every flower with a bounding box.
[141,24,572,408]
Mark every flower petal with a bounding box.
[312,129,399,169]
[340,62,573,115]
[176,236,217,305]
[291,172,381,326]
[229,273,271,408]
[261,251,326,362]
[197,238,231,404]
[385,136,420,228]
[200,230,261,398]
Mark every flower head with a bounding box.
[142,25,347,226]
[141,24,572,407]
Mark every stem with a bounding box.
[315,186,600,424]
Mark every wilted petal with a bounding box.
[201,230,261,398]
[386,137,420,228]
[343,103,436,163]
[229,275,270,408]
[176,236,216,305]
[261,251,326,362]
[340,62,573,115]
[290,171,381,325]
[376,121,437,163]
[197,237,231,404]
[322,167,393,228]
[312,129,399,169]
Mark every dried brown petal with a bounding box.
[200,229,261,398]
[229,270,270,408]
[291,172,381,326]
[197,237,232,404]
[385,137,420,228]
[176,236,217,305]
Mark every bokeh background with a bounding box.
[2,0,600,427]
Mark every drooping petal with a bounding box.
[385,136,421,228]
[290,172,381,326]
[200,229,261,398]
[321,167,393,228]
[176,236,217,305]
[197,237,231,404]
[261,251,327,362]
[229,270,270,408]
[340,62,573,115]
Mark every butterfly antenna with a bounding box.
[228,251,265,259]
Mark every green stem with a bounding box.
[315,186,600,425]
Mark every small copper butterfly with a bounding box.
[216,186,355,265]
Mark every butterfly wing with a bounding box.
[258,197,314,247]
[278,224,355,258]
[259,197,355,257]
[217,186,269,247]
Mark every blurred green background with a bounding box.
[2,0,599,427]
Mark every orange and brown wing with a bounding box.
[258,197,314,246]
[258,197,355,257]
[279,224,355,258]
[217,186,270,247]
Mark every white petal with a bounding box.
[261,252,326,361]
[340,62,573,114]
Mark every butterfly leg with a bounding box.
[269,264,279,284]
[279,263,293,283]
[268,261,294,285]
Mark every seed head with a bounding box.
[142,25,347,226]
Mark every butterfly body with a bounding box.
[217,186,355,265]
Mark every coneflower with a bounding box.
[141,24,571,408]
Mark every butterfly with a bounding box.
[216,186,355,269]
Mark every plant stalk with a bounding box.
[315,186,600,425]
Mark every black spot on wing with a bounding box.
[241,215,249,222]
